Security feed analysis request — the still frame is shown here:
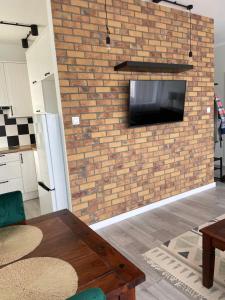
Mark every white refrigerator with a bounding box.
[33,113,68,215]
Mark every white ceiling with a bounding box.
[153,0,225,46]
[0,0,224,46]
[0,0,48,45]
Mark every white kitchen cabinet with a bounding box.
[0,160,21,181]
[20,150,38,196]
[38,29,54,80]
[30,81,45,114]
[4,62,33,117]
[0,178,24,195]
[0,63,9,107]
[0,153,23,195]
[26,28,54,84]
[0,150,38,201]
[0,152,20,164]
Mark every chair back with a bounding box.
[0,191,25,228]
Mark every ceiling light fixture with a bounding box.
[152,0,193,58]
[0,21,38,48]
[105,0,111,49]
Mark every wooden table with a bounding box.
[200,218,225,288]
[0,209,145,299]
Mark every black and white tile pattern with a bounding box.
[0,110,36,148]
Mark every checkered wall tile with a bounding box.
[0,110,36,148]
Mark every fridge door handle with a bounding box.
[38,181,55,192]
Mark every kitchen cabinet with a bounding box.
[26,28,54,85]
[20,150,38,195]
[30,81,45,114]
[0,152,24,195]
[0,150,38,201]
[4,62,33,117]
[0,63,10,107]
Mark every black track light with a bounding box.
[0,21,38,48]
[152,0,193,10]
[22,38,28,48]
[31,24,38,36]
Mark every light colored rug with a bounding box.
[0,225,43,266]
[0,257,78,300]
[143,214,225,300]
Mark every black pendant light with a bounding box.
[188,7,193,58]
[105,0,111,49]
[152,0,194,58]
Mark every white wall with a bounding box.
[215,44,225,100]
[0,43,26,62]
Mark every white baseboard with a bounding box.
[90,182,216,231]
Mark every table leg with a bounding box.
[202,234,215,288]
[120,288,135,300]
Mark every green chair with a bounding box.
[67,288,106,300]
[0,191,25,228]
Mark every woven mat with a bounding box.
[0,225,43,266]
[143,213,225,300]
[0,257,78,300]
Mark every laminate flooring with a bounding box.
[98,182,225,300]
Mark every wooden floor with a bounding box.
[98,182,225,300]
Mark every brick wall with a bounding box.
[51,0,214,224]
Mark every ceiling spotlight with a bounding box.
[31,24,38,36]
[21,38,28,49]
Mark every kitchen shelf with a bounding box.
[114,61,193,73]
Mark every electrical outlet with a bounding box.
[72,116,80,125]
[207,107,211,114]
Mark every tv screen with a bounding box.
[129,80,186,127]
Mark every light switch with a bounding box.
[207,107,211,114]
[72,116,80,125]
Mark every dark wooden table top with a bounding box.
[1,210,145,298]
[200,219,225,243]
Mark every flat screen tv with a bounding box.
[129,80,186,127]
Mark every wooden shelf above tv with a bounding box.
[114,61,193,73]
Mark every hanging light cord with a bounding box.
[105,0,110,36]
[189,8,193,57]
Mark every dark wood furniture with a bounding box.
[0,209,145,299]
[200,219,225,288]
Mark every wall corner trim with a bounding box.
[90,182,216,231]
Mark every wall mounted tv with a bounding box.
[129,80,186,127]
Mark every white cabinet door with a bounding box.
[4,63,33,117]
[38,29,54,80]
[26,40,42,85]
[26,28,54,84]
[30,81,45,114]
[0,63,9,106]
[20,151,38,194]
[0,161,22,181]
[0,178,23,195]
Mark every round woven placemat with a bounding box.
[0,225,43,266]
[0,257,78,300]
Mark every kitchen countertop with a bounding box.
[0,145,37,155]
